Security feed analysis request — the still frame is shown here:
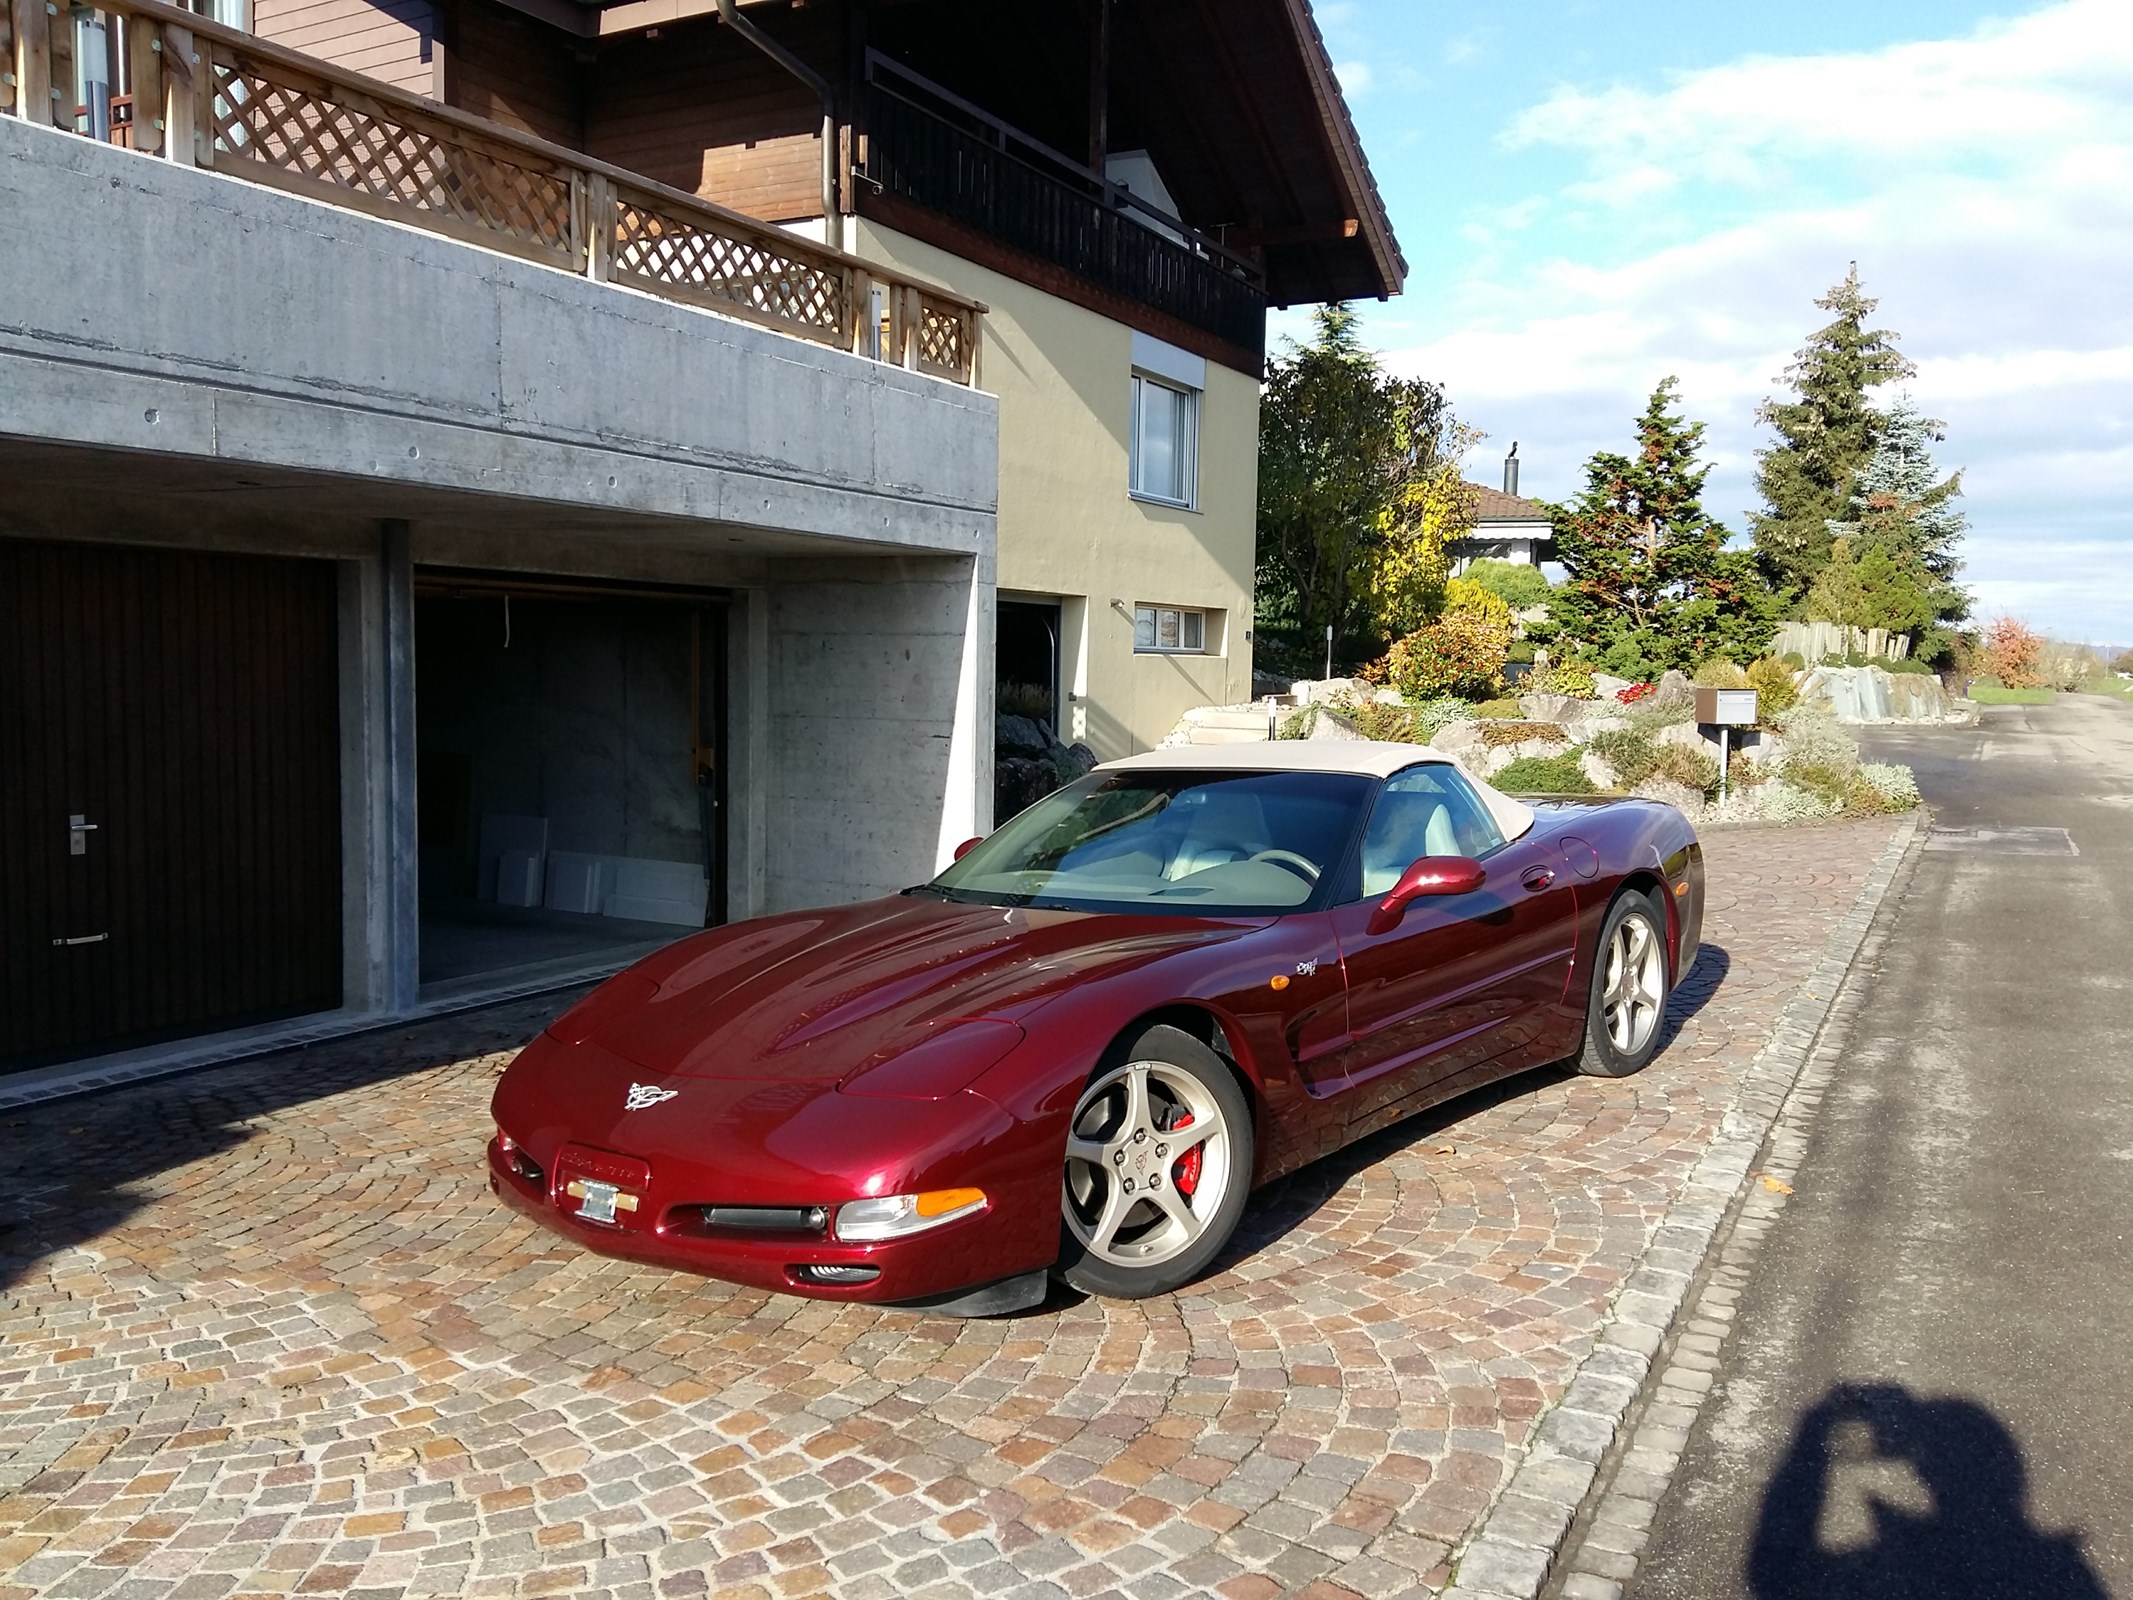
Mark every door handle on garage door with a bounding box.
[1521,867,1557,892]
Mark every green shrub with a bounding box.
[1653,743,1721,796]
[1387,615,1511,702]
[1587,728,1659,786]
[1757,780,1835,822]
[1415,697,1479,739]
[1491,751,1597,794]
[1857,762,1921,809]
[1276,705,1318,740]
[1529,662,1596,697]
[1773,706,1859,778]
[1479,720,1569,748]
[1460,557,1553,611]
[1782,651,1807,669]
[1331,696,1426,743]
[1785,763,1853,806]
[1693,658,1752,689]
[1474,697,1526,719]
[1745,656,1800,717]
[1881,656,1936,675]
[1507,640,1537,664]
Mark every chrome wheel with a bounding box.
[1602,910,1667,1055]
[1063,1059,1233,1269]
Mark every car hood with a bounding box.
[566,893,1258,1087]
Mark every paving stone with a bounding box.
[0,819,1902,1598]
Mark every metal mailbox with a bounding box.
[1695,686,1760,725]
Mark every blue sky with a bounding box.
[1272,0,2133,646]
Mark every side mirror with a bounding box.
[952,836,984,862]
[1372,855,1486,931]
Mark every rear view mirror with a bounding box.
[952,836,984,861]
[1373,855,1486,930]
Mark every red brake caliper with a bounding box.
[1170,1112,1202,1197]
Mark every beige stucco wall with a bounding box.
[851,219,1259,759]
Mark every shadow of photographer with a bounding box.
[1750,1382,2109,1599]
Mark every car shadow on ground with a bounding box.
[0,994,565,1293]
[1217,941,1735,1269]
[1747,1382,2110,1599]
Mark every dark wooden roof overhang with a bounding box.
[1106,0,1404,307]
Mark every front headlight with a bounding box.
[834,1188,988,1242]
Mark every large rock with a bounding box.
[1632,776,1705,819]
[1519,692,1585,722]
[995,714,1055,758]
[1593,673,1636,700]
[1291,676,1378,706]
[1580,748,1619,790]
[1656,719,1719,756]
[1429,721,1487,762]
[1650,670,1695,715]
[1797,665,1961,724]
[1305,707,1366,741]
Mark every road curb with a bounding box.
[1436,810,1925,1600]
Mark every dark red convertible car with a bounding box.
[490,745,1703,1314]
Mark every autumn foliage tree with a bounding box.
[1542,379,1779,678]
[1977,617,2045,688]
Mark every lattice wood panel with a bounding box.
[207,55,574,263]
[608,191,845,340]
[914,297,975,381]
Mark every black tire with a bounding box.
[1055,1023,1255,1298]
[1575,890,1672,1078]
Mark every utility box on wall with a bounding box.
[1695,686,1760,725]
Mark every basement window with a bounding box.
[1134,605,1207,654]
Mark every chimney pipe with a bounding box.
[1504,442,1520,498]
[715,0,841,252]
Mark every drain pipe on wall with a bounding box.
[713,0,841,251]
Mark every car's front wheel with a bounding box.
[1055,1024,1253,1298]
[1576,889,1672,1077]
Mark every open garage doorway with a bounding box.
[413,572,727,995]
[997,598,1061,733]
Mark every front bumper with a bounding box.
[486,1035,1060,1303]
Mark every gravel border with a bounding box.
[1437,810,1925,1600]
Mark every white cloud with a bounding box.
[1332,59,1374,97]
[1374,0,2133,641]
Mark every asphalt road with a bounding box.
[1627,693,2133,1600]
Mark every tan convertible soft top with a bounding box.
[1096,742,1536,844]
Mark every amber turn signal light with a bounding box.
[1270,974,1291,990]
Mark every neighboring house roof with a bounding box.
[1464,484,1554,528]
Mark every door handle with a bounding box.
[68,814,98,856]
[52,932,109,946]
[1521,867,1557,892]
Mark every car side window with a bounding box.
[1350,764,1509,900]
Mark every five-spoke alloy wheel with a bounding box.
[1576,889,1672,1077]
[1056,1024,1253,1298]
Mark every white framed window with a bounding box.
[1130,374,1199,507]
[1134,605,1207,654]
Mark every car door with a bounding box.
[1328,764,1580,1123]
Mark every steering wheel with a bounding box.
[1248,849,1321,884]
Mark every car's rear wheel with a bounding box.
[1056,1024,1253,1298]
[1576,889,1671,1078]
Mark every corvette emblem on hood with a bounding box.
[624,1082,679,1111]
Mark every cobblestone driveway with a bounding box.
[1,818,1900,1600]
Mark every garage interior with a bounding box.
[413,573,727,993]
[997,597,1062,732]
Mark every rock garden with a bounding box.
[1267,656,1940,825]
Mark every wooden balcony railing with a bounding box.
[860,53,1266,358]
[3,0,985,385]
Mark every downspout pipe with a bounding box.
[713,0,841,251]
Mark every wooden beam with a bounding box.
[1085,0,1107,174]
[0,0,15,114]
[126,10,163,151]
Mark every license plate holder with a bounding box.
[553,1145,652,1230]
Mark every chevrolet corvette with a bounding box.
[489,743,1703,1314]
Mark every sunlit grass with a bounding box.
[1969,683,2057,705]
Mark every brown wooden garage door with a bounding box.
[0,541,343,1070]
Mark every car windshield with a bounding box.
[923,769,1375,914]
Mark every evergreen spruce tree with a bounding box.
[1819,398,1970,659]
[1544,378,1779,677]
[1750,266,1915,597]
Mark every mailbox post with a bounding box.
[1693,686,1759,806]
